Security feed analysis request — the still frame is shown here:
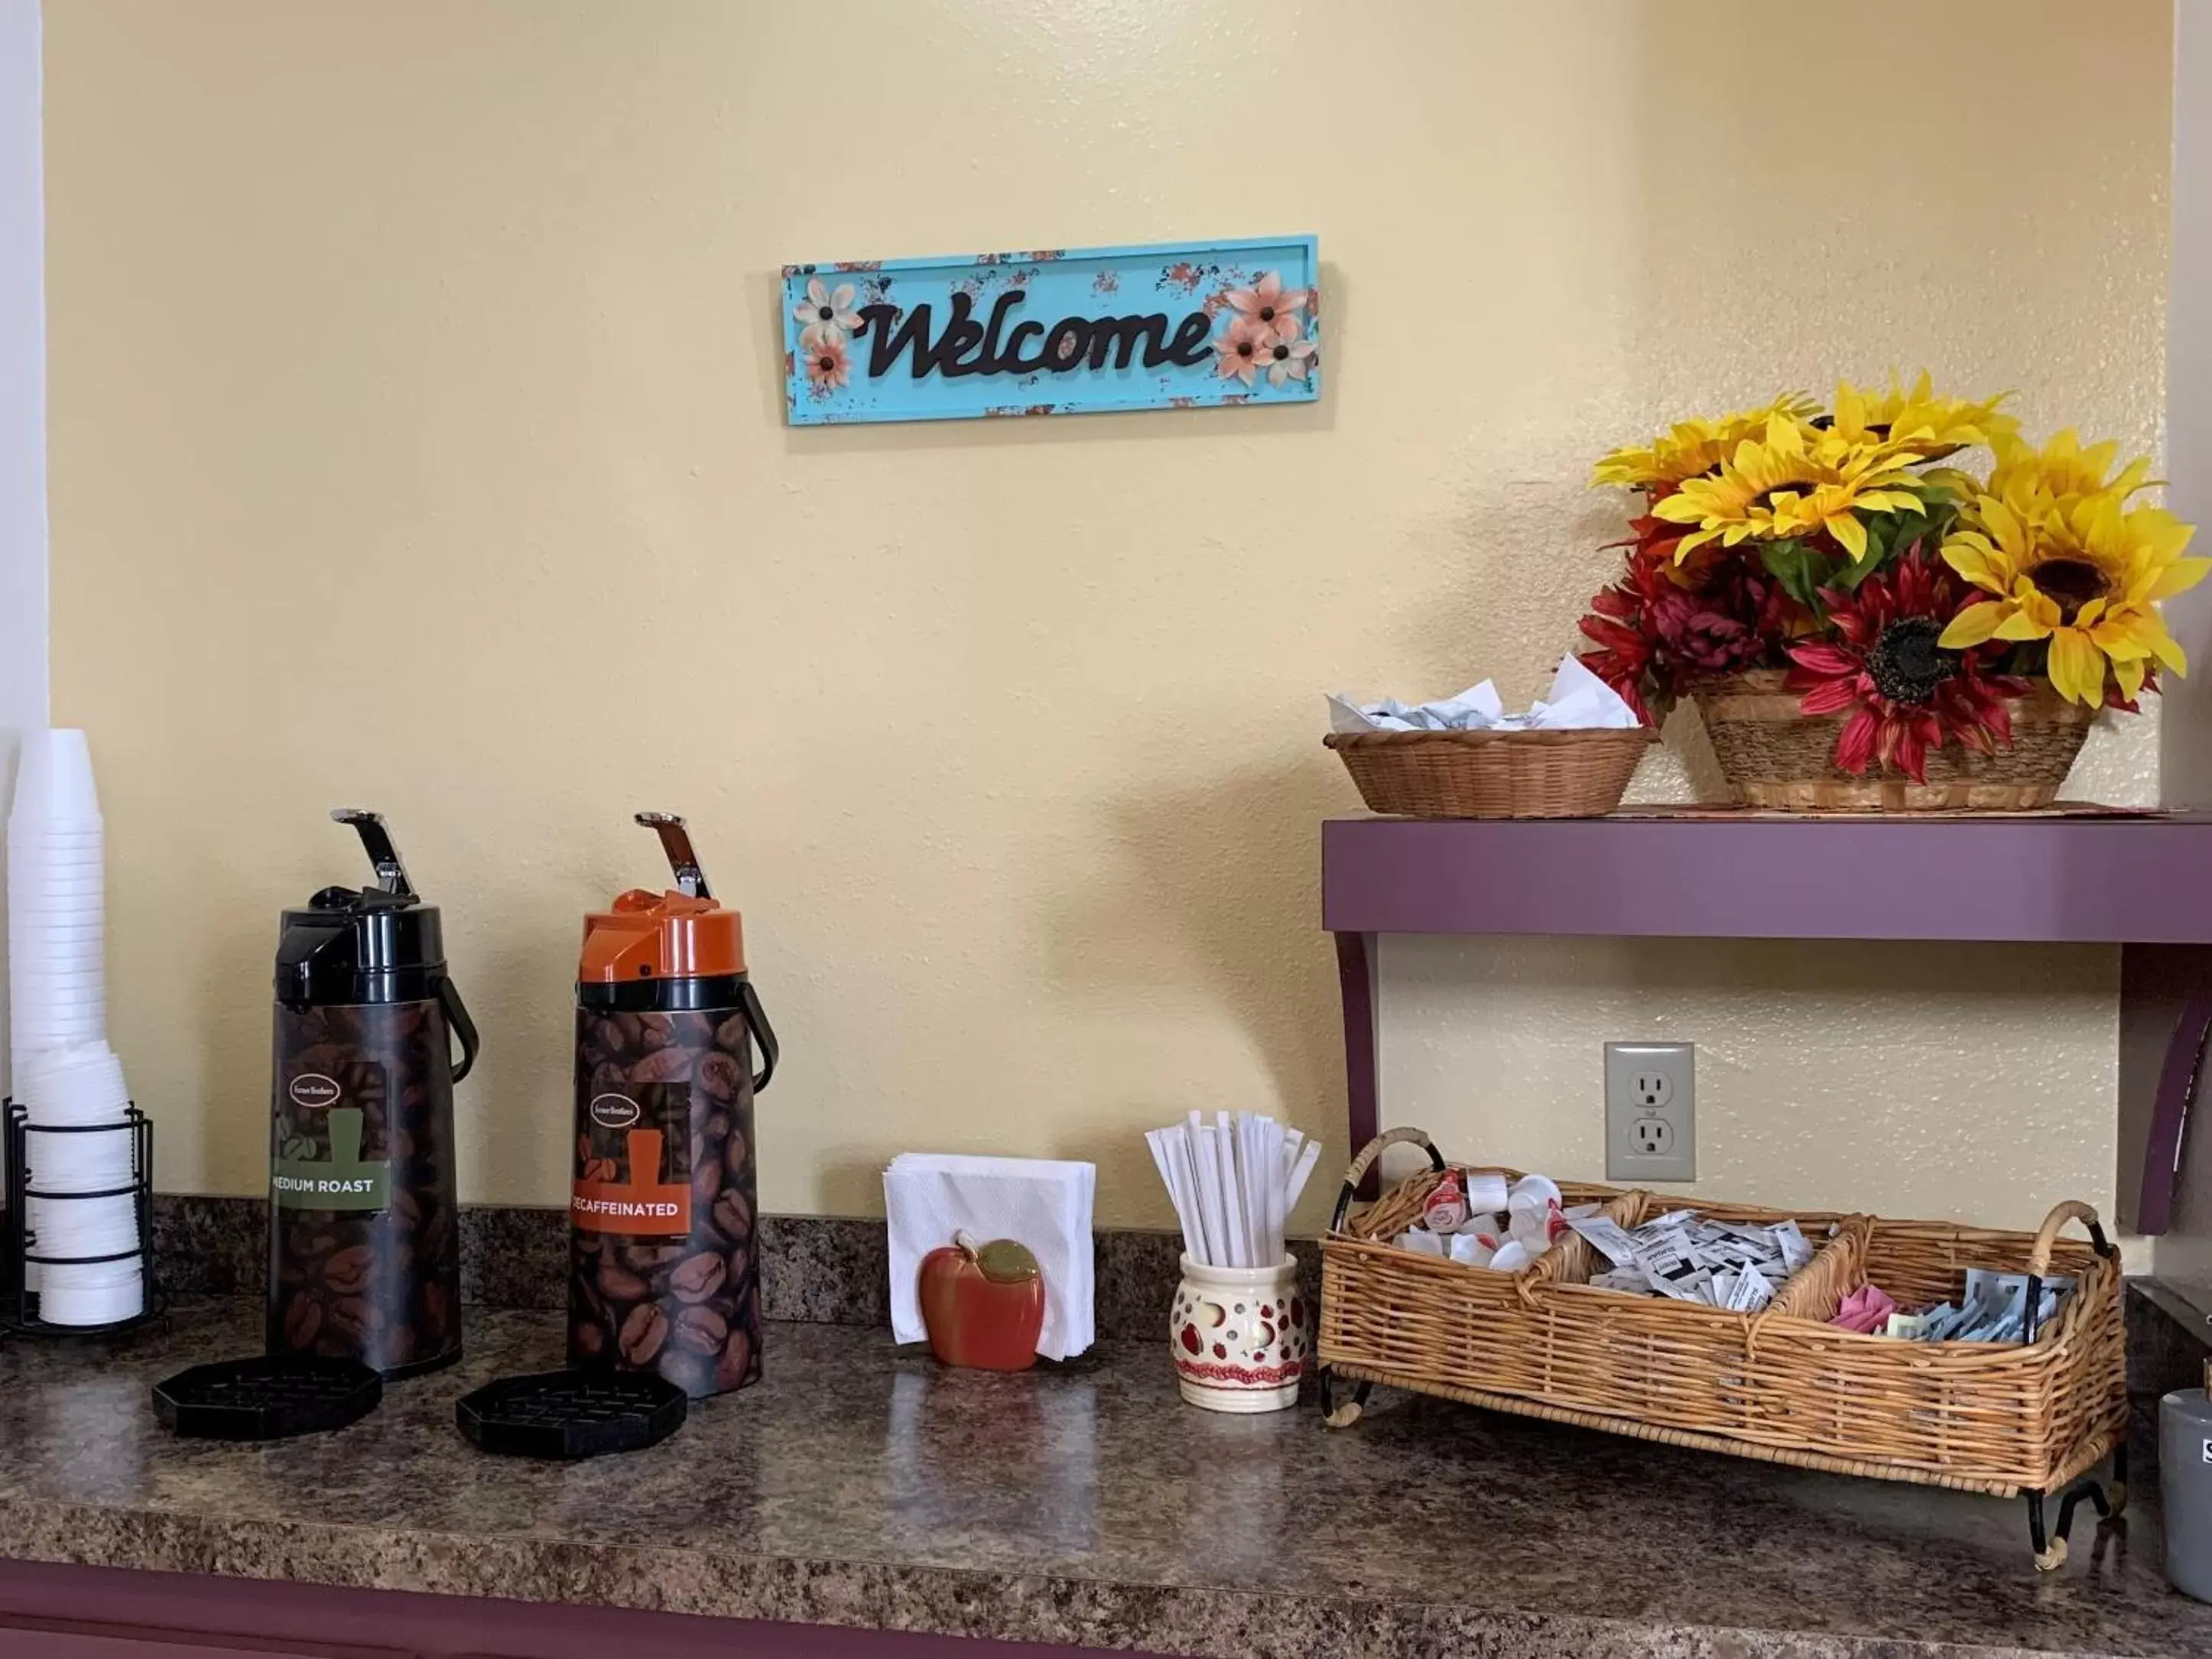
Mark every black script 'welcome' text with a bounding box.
[856,291,1212,381]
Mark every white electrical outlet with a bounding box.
[1606,1041,1694,1182]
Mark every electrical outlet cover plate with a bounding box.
[1605,1041,1694,1183]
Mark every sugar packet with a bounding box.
[1565,1213,1639,1268]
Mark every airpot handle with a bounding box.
[635,811,711,900]
[331,809,415,899]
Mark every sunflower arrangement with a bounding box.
[1577,374,2206,784]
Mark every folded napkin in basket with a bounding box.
[885,1153,1096,1360]
[1330,653,1639,734]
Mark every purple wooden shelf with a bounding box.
[1320,812,2212,1235]
[1323,813,2212,943]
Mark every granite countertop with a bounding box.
[0,1299,2207,1659]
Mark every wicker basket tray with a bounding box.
[1317,1129,2128,1568]
[1324,726,1655,818]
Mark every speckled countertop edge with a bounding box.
[0,1501,2080,1659]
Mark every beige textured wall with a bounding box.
[43,1,2171,1232]
[2155,3,2212,1297]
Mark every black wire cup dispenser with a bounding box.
[3,1096,159,1336]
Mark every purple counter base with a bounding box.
[1320,813,2212,1232]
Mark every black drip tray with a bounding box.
[456,1368,687,1460]
[154,1355,382,1440]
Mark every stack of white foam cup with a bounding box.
[6,730,142,1324]
[8,732,106,1066]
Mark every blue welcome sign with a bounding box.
[781,235,1320,426]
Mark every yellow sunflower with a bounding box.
[1590,393,1819,492]
[1826,371,2018,460]
[1915,464,1986,505]
[1982,429,2157,519]
[1648,415,1925,562]
[1938,491,2207,703]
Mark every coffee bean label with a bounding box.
[570,1203,681,1229]
[590,1093,642,1129]
[268,998,463,1375]
[570,1005,764,1398]
[570,1112,692,1235]
[272,1102,392,1213]
[273,1171,385,1200]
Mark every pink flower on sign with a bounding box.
[1213,317,1267,386]
[1260,317,1317,387]
[794,277,861,348]
[1223,270,1309,344]
[803,334,851,396]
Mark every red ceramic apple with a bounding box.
[918,1231,1045,1372]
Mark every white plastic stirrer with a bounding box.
[1147,1110,1319,1269]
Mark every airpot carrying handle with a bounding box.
[740,980,778,1095]
[439,976,480,1086]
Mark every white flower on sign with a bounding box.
[794,277,862,348]
[1262,317,1317,388]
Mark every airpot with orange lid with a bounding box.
[568,813,778,1399]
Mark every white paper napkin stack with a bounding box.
[885,1154,1096,1360]
[1330,653,1641,734]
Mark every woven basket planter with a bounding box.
[1324,726,1655,818]
[1691,669,2093,812]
